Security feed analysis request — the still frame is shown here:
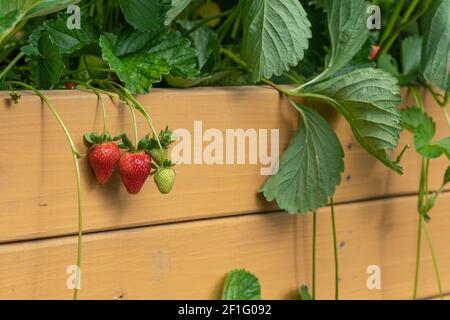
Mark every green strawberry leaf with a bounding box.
[222,269,261,300]
[115,26,152,57]
[299,285,312,300]
[304,68,403,174]
[377,53,400,78]
[401,107,433,133]
[261,102,344,214]
[318,0,370,81]
[241,0,312,82]
[100,35,170,94]
[42,13,99,55]
[401,107,450,159]
[401,35,422,79]
[444,167,450,185]
[143,31,199,79]
[0,0,80,45]
[165,0,192,25]
[421,0,450,91]
[26,0,81,18]
[26,31,65,89]
[178,20,220,74]
[118,0,171,34]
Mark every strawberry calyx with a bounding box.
[119,133,152,153]
[146,127,177,165]
[150,159,175,175]
[84,131,121,147]
[147,126,177,150]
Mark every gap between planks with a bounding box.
[1,190,448,246]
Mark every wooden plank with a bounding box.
[0,87,448,242]
[0,193,449,300]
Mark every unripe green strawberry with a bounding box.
[149,148,168,165]
[154,167,176,194]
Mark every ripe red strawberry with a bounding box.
[370,45,380,61]
[66,82,77,89]
[119,152,151,194]
[84,131,122,184]
[88,143,120,184]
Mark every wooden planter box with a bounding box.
[0,86,449,300]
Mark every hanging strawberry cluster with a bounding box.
[84,127,177,195]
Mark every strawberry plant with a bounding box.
[222,269,261,300]
[373,0,450,300]
[0,0,448,300]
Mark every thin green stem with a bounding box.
[401,0,420,24]
[0,52,24,81]
[379,0,430,57]
[220,48,302,95]
[379,0,406,46]
[410,86,425,111]
[217,11,237,43]
[421,216,444,299]
[413,156,429,300]
[262,78,296,96]
[443,108,450,130]
[72,155,83,300]
[4,81,80,155]
[125,100,138,148]
[220,47,247,69]
[312,212,317,300]
[186,9,233,35]
[419,80,448,107]
[3,81,83,300]
[330,198,339,300]
[412,209,422,300]
[71,81,109,135]
[103,80,163,150]
[231,0,242,39]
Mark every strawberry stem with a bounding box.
[73,154,83,300]
[101,80,163,150]
[3,81,83,300]
[330,197,339,300]
[128,103,139,149]
[312,211,317,300]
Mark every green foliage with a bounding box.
[305,68,403,173]
[1,0,448,218]
[261,102,344,214]
[421,0,450,91]
[320,0,369,79]
[222,269,261,300]
[444,167,450,186]
[100,35,170,94]
[299,285,312,300]
[117,0,170,34]
[26,31,64,89]
[0,0,80,45]
[402,107,450,159]
[241,0,311,82]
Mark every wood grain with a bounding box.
[0,87,448,242]
[0,193,449,300]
